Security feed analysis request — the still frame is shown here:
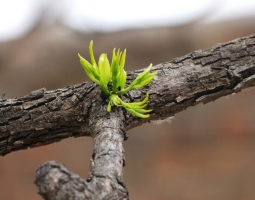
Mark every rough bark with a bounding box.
[1,35,255,155]
[1,34,255,199]
[35,107,128,200]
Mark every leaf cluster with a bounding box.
[78,41,156,118]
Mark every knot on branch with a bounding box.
[35,161,90,200]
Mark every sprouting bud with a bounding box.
[78,41,156,118]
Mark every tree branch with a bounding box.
[1,34,255,199]
[1,35,255,156]
[0,82,98,155]
[125,34,255,129]
[35,107,128,200]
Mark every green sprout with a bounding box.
[78,41,157,118]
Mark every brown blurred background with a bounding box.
[1,1,255,199]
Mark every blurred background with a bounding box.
[0,0,255,199]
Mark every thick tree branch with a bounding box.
[1,35,255,156]
[0,82,97,155]
[35,107,128,200]
[0,35,255,155]
[2,34,255,200]
[125,34,255,129]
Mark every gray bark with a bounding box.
[1,34,255,199]
[35,108,128,200]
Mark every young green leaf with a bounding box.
[132,72,157,89]
[79,41,156,118]
[107,101,112,112]
[118,64,156,95]
[78,53,100,85]
[117,49,127,89]
[130,64,153,87]
[119,49,126,71]
[111,49,119,93]
[117,94,152,118]
[129,93,149,105]
[98,53,111,95]
[125,107,150,118]
[119,70,127,89]
[89,41,97,67]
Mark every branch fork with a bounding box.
[1,35,255,199]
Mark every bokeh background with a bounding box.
[1,0,255,199]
